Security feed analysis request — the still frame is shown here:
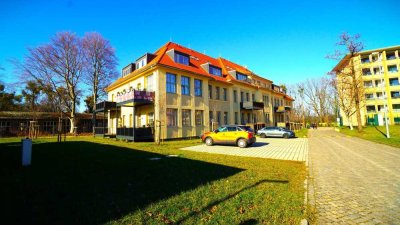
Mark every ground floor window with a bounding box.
[129,114,133,127]
[167,108,177,126]
[223,112,228,125]
[147,112,154,126]
[234,112,238,124]
[217,111,221,124]
[182,109,191,126]
[265,113,270,123]
[195,110,203,125]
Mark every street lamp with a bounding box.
[372,52,390,138]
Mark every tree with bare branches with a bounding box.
[82,32,118,133]
[21,32,84,133]
[328,32,364,131]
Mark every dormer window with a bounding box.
[236,72,248,81]
[209,65,222,76]
[122,63,134,77]
[174,52,189,65]
[136,57,146,69]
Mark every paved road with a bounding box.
[308,127,400,224]
[181,138,308,161]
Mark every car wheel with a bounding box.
[283,133,289,139]
[237,138,248,148]
[205,137,214,146]
[260,133,266,138]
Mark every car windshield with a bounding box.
[216,127,228,132]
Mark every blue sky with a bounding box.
[1,0,400,89]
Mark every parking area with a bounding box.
[181,137,308,162]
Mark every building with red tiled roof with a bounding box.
[97,42,293,141]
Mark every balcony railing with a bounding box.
[116,90,155,103]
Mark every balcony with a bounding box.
[95,101,117,112]
[240,101,264,110]
[116,90,155,105]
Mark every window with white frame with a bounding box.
[181,76,190,95]
[182,109,191,126]
[167,108,177,126]
[174,52,189,65]
[166,73,176,93]
[146,74,154,91]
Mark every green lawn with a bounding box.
[0,137,306,225]
[339,125,400,148]
[295,128,308,138]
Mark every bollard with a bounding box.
[22,138,32,166]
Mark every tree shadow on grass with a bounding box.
[0,141,244,225]
[374,126,388,138]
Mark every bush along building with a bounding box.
[333,46,400,126]
[95,42,293,141]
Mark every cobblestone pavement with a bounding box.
[308,127,400,224]
[181,137,308,161]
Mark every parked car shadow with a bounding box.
[250,142,269,147]
[0,141,243,225]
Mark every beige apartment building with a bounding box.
[333,46,400,126]
[95,42,293,141]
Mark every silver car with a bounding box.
[257,127,295,138]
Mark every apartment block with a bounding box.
[95,42,293,141]
[333,46,400,126]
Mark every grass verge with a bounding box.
[0,137,306,224]
[295,128,309,138]
[339,125,400,148]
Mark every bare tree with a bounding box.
[21,32,84,133]
[82,32,118,133]
[300,77,335,124]
[328,32,364,131]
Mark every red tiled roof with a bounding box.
[106,41,292,101]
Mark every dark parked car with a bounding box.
[257,126,295,138]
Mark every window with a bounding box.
[364,81,373,88]
[223,112,228,125]
[241,112,245,124]
[234,112,238,124]
[166,73,176,93]
[182,109,191,126]
[246,93,249,101]
[366,105,375,112]
[265,113,270,123]
[373,67,382,75]
[223,88,227,101]
[362,68,372,76]
[388,65,398,73]
[147,112,154,126]
[361,57,370,64]
[209,66,222,76]
[365,93,374,99]
[217,111,221,124]
[194,79,202,96]
[174,52,189,65]
[240,92,244,102]
[195,110,203,125]
[136,58,146,69]
[209,111,214,124]
[252,94,255,101]
[215,87,220,100]
[375,80,383,87]
[167,108,177,126]
[181,76,190,95]
[393,104,400,111]
[389,78,399,86]
[129,114,133,127]
[236,72,248,81]
[233,90,237,102]
[208,85,212,99]
[386,52,396,60]
[146,74,154,91]
[391,91,400,99]
[247,114,251,123]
